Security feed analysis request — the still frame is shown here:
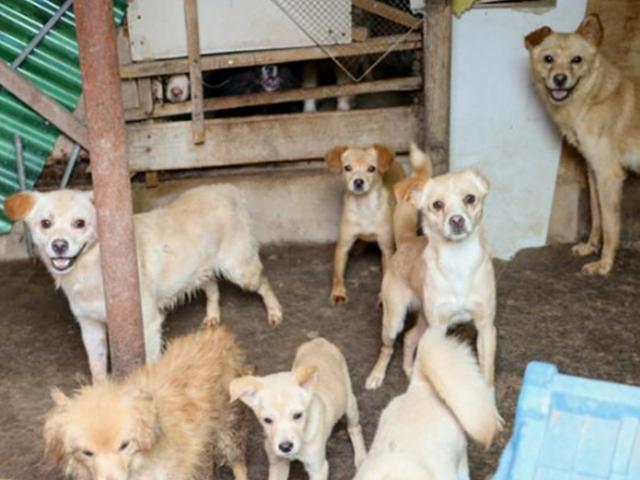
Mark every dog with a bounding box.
[525,14,640,275]
[43,325,249,480]
[229,337,367,480]
[325,144,417,304]
[365,145,496,390]
[355,327,501,480]
[4,185,283,382]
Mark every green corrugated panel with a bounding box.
[0,0,127,234]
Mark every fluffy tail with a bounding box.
[415,327,500,448]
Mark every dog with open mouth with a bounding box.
[4,185,283,382]
[525,14,640,275]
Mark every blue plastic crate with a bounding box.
[494,362,640,480]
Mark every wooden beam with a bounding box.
[0,61,89,149]
[422,0,452,172]
[120,34,422,79]
[127,107,420,172]
[184,0,205,144]
[352,0,422,29]
[125,77,422,121]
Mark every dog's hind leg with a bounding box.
[143,308,165,362]
[79,318,108,383]
[572,166,602,256]
[345,387,367,467]
[402,313,427,378]
[202,278,221,327]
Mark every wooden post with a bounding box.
[184,0,205,144]
[423,0,452,173]
[75,0,146,377]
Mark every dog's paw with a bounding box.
[571,242,599,257]
[330,287,348,305]
[581,259,612,276]
[201,315,221,328]
[365,372,384,390]
[267,309,283,327]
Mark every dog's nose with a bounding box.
[170,86,183,98]
[278,441,294,454]
[353,178,364,189]
[449,215,465,231]
[553,74,568,87]
[51,239,69,256]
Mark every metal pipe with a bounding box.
[14,135,34,258]
[60,143,81,188]
[74,0,146,377]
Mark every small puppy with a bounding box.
[4,185,282,382]
[355,327,501,480]
[230,337,366,480]
[43,326,249,480]
[325,144,416,304]
[525,14,640,275]
[366,145,496,389]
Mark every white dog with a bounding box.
[229,337,367,480]
[4,185,282,382]
[355,327,501,480]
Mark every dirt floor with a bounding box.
[1,243,640,479]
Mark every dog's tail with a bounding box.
[414,327,500,448]
[392,144,433,244]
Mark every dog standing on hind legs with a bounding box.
[525,13,640,275]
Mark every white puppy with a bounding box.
[4,185,282,382]
[165,74,190,103]
[355,327,501,480]
[230,337,367,480]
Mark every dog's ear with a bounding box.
[4,191,38,221]
[577,14,603,48]
[43,397,70,470]
[82,190,95,203]
[394,177,427,208]
[464,169,490,198]
[131,392,160,451]
[372,144,395,173]
[325,146,348,174]
[229,376,263,408]
[293,366,318,392]
[409,143,433,180]
[524,26,552,50]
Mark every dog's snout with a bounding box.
[353,178,364,189]
[449,215,465,231]
[51,239,69,256]
[170,86,183,98]
[278,441,294,454]
[553,74,568,87]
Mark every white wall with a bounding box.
[450,0,587,259]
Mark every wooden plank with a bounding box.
[127,107,420,172]
[0,61,89,149]
[352,0,422,28]
[184,0,205,144]
[120,34,422,79]
[125,77,422,121]
[137,78,154,115]
[422,0,452,172]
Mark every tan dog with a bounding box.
[4,185,282,382]
[525,14,640,275]
[43,326,249,480]
[355,327,501,480]
[230,337,366,480]
[366,146,496,390]
[325,145,416,304]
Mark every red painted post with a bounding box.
[74,0,146,377]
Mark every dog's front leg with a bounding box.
[330,233,356,304]
[572,166,602,256]
[79,318,108,383]
[305,457,329,480]
[266,449,290,480]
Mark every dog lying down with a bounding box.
[230,337,367,480]
[43,325,249,480]
[355,327,501,480]
[4,184,282,382]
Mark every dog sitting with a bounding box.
[525,14,640,275]
[4,185,282,382]
[43,326,249,480]
[366,145,497,390]
[355,327,501,480]
[229,337,366,480]
[325,144,416,304]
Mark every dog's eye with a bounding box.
[344,165,352,172]
[81,449,94,457]
[543,55,554,64]
[463,194,476,205]
[263,417,273,424]
[41,219,52,229]
[367,165,376,173]
[73,219,86,229]
[293,412,303,420]
[119,441,130,451]
[432,200,445,211]
[571,55,583,64]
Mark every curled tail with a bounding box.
[415,327,500,448]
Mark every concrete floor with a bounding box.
[1,243,640,479]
